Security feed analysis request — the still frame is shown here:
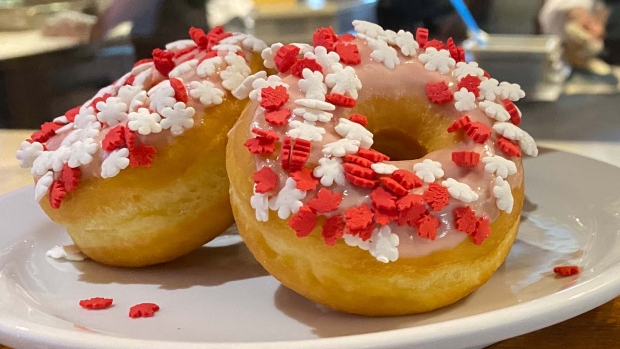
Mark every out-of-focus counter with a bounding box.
[0,30,81,62]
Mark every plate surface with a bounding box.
[1,149,620,349]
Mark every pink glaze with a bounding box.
[246,37,524,258]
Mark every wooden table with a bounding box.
[0,129,619,348]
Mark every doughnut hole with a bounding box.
[352,96,462,161]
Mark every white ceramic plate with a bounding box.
[1,149,620,349]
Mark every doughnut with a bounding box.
[227,22,538,316]
[16,27,267,267]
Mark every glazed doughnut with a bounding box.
[227,22,538,316]
[16,27,267,267]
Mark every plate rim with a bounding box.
[1,150,620,349]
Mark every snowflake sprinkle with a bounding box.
[418,47,456,74]
[127,108,162,135]
[189,80,225,106]
[160,102,196,136]
[493,177,514,213]
[442,178,479,203]
[101,148,130,178]
[325,65,362,99]
[268,177,306,219]
[413,159,444,183]
[454,88,477,111]
[313,157,346,186]
[481,155,518,179]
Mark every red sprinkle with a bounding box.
[253,167,278,193]
[280,137,291,170]
[391,170,422,190]
[423,183,450,211]
[288,206,318,238]
[396,194,427,227]
[129,303,160,318]
[274,44,301,73]
[189,27,209,49]
[350,223,374,241]
[312,27,338,51]
[49,180,66,209]
[426,81,454,104]
[452,151,480,167]
[503,99,521,125]
[124,128,136,150]
[457,47,466,62]
[31,122,63,143]
[465,122,491,143]
[79,297,113,310]
[454,206,477,234]
[343,163,375,180]
[291,168,319,191]
[357,148,389,162]
[345,204,374,232]
[498,137,521,157]
[64,106,80,123]
[169,78,188,103]
[101,125,126,151]
[322,215,344,246]
[173,46,196,59]
[124,75,136,86]
[340,33,355,42]
[417,214,440,240]
[380,177,408,196]
[471,216,491,245]
[416,28,429,46]
[90,93,112,112]
[370,187,397,211]
[483,70,491,79]
[198,50,218,62]
[260,86,289,111]
[133,58,153,67]
[265,109,291,126]
[348,113,368,127]
[335,42,361,65]
[345,173,378,188]
[423,39,445,50]
[244,137,276,154]
[152,48,175,77]
[325,93,356,108]
[289,138,312,171]
[290,58,323,78]
[308,188,342,213]
[60,164,81,193]
[251,128,279,141]
[129,145,157,167]
[373,207,399,226]
[447,115,472,134]
[457,75,482,98]
[553,266,580,276]
[343,154,373,168]
[446,37,459,61]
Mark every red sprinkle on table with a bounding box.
[335,42,361,65]
[498,137,521,157]
[129,145,157,167]
[452,151,480,167]
[426,81,454,104]
[253,167,278,193]
[274,44,301,73]
[357,148,389,162]
[447,115,472,133]
[290,58,323,78]
[503,99,521,125]
[416,28,429,46]
[49,180,66,209]
[288,206,318,237]
[326,93,356,108]
[397,194,427,227]
[417,214,440,240]
[312,27,338,51]
[370,187,397,211]
[101,125,126,151]
[79,297,113,310]
[60,164,81,193]
[344,154,373,168]
[457,75,482,97]
[129,303,160,318]
[308,188,343,213]
[380,177,408,196]
[465,122,491,143]
[454,206,477,234]
[265,108,291,126]
[423,39,445,50]
[554,266,580,276]
[423,183,450,211]
[348,113,368,127]
[169,78,188,103]
[152,48,175,77]
[391,169,422,190]
[345,204,374,231]
[291,168,319,191]
[260,86,289,111]
[322,215,345,246]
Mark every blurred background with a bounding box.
[0,0,619,131]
